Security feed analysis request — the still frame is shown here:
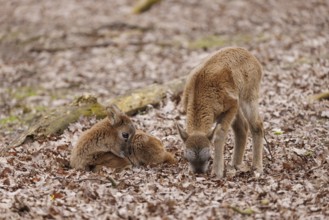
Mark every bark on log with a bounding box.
[5,76,186,152]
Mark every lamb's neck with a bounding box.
[186,114,214,134]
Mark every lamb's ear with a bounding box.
[106,104,122,126]
[176,122,188,142]
[207,123,219,141]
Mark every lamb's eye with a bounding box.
[122,132,129,140]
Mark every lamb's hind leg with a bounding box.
[241,100,264,173]
[231,109,249,168]
[93,152,131,171]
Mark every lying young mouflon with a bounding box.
[177,47,264,178]
[70,104,136,171]
[91,130,176,171]
[129,130,176,166]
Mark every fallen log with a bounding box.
[7,95,108,149]
[107,76,186,115]
[5,76,186,151]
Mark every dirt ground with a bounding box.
[0,0,328,219]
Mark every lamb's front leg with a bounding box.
[212,128,228,178]
[212,105,238,178]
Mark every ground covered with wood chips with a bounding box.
[0,0,328,219]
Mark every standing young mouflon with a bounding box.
[177,47,264,178]
[70,104,136,171]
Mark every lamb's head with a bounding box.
[177,124,217,174]
[106,104,136,158]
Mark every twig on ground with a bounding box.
[292,151,308,162]
[29,41,118,53]
[106,176,118,187]
[184,190,196,202]
[229,206,255,215]
[132,0,162,14]
[308,91,329,102]
[29,40,174,53]
[307,164,323,173]
[76,177,117,187]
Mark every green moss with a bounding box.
[34,106,47,112]
[0,30,43,46]
[41,98,107,136]
[20,35,43,46]
[90,104,107,118]
[0,115,19,125]
[295,57,314,65]
[0,31,21,43]
[234,34,253,44]
[189,33,268,50]
[189,35,228,49]
[10,87,38,100]
[304,150,314,157]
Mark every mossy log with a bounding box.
[7,96,108,149]
[107,76,186,115]
[5,77,186,151]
